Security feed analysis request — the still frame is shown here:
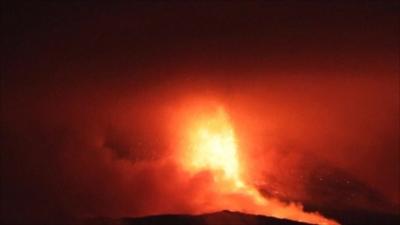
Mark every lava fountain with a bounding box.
[174,100,339,225]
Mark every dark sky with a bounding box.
[1,1,399,224]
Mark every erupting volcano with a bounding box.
[174,102,339,225]
[2,2,399,225]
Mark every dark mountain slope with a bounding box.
[85,210,399,225]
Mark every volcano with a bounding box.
[2,2,399,225]
[84,210,399,225]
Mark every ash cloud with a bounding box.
[1,1,399,224]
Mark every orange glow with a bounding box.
[174,99,339,225]
[181,106,266,203]
[185,107,242,187]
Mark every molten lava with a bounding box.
[183,107,266,203]
[186,107,242,187]
[176,102,339,225]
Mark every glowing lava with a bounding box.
[177,102,339,225]
[187,107,242,187]
[183,106,266,203]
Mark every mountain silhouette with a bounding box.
[84,210,399,225]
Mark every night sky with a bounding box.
[1,1,399,224]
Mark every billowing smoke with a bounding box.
[2,72,398,224]
[1,2,398,224]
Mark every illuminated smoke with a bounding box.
[173,101,339,225]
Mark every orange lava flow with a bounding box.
[177,104,339,225]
